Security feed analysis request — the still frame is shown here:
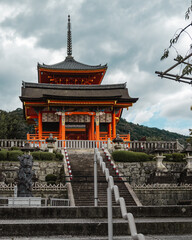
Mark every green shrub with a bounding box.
[57,167,65,184]
[7,150,23,161]
[164,153,185,162]
[40,152,55,161]
[31,152,41,160]
[45,174,57,184]
[164,154,172,161]
[148,154,155,161]
[172,153,185,162]
[56,153,63,161]
[32,151,60,161]
[112,151,152,162]
[0,149,8,161]
[10,146,20,151]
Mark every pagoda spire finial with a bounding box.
[67,15,72,57]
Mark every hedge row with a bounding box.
[112,151,185,163]
[0,150,63,161]
[112,151,153,162]
[164,153,185,162]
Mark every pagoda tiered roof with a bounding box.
[37,15,107,85]
[38,56,107,71]
[20,82,138,105]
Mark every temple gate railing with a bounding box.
[0,139,26,148]
[124,140,183,152]
[0,139,183,151]
[27,133,131,141]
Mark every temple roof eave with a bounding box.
[22,82,126,90]
[20,82,138,105]
[37,56,107,72]
[20,95,138,105]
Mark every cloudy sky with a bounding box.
[0,0,191,136]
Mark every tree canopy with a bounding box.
[0,108,33,139]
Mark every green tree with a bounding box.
[0,108,33,139]
[0,110,8,138]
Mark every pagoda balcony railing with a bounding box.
[26,133,130,141]
[27,132,60,140]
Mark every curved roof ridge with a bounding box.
[23,81,126,90]
[37,56,107,71]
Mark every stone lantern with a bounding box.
[153,148,168,175]
[46,133,56,153]
[21,142,35,154]
[112,134,124,151]
[182,143,192,174]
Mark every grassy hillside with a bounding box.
[117,118,187,145]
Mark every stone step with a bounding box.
[1,235,192,240]
[1,217,192,237]
[69,151,137,206]
[1,206,192,219]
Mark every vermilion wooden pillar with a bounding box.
[91,115,95,140]
[59,116,62,139]
[112,110,116,139]
[108,123,112,139]
[38,111,42,140]
[88,122,92,140]
[95,112,100,141]
[61,114,66,140]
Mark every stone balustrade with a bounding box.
[0,182,67,192]
[0,139,183,151]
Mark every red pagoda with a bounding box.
[20,16,138,141]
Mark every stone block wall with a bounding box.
[116,161,186,184]
[133,185,192,205]
[0,161,63,184]
[116,161,191,205]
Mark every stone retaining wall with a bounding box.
[133,184,192,205]
[116,161,186,184]
[116,161,192,205]
[0,161,63,183]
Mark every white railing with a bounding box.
[94,148,145,240]
[57,140,108,149]
[0,139,26,148]
[32,182,67,191]
[0,139,182,151]
[0,183,67,192]
[124,140,182,152]
[0,197,69,207]
[132,183,192,189]
[50,198,70,206]
[27,140,108,149]
[0,183,15,191]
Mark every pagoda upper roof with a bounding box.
[38,56,107,71]
[20,82,138,103]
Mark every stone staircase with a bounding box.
[68,149,137,206]
[1,206,192,237]
[101,151,137,206]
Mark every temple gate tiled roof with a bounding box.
[20,82,138,103]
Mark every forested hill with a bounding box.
[0,108,188,144]
[117,118,187,145]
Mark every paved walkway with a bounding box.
[1,217,192,224]
[1,235,192,240]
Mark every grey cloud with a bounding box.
[0,0,190,134]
